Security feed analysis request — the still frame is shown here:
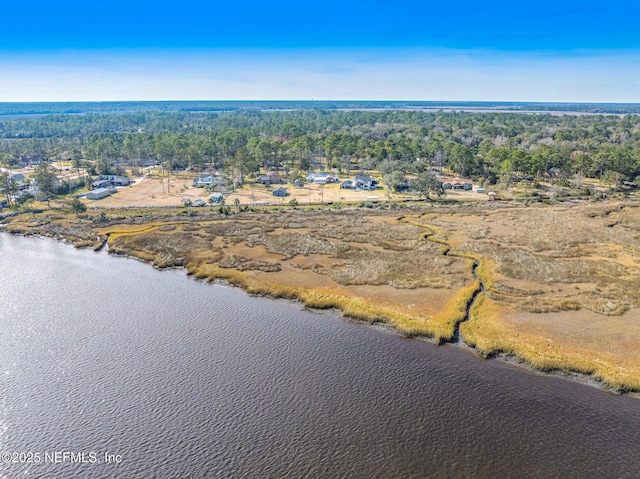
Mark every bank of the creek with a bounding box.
[1,233,640,478]
[407,218,483,345]
[450,261,484,343]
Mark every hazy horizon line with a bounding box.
[2,100,640,105]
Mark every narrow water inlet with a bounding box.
[414,217,484,344]
[450,260,484,344]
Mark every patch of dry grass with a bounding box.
[329,247,459,289]
[461,295,640,392]
[5,200,640,391]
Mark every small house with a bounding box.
[255,175,270,184]
[193,175,215,187]
[306,172,318,183]
[488,191,497,201]
[272,187,287,197]
[86,188,111,200]
[191,198,207,207]
[307,172,337,184]
[267,171,282,184]
[450,178,472,190]
[354,175,377,190]
[210,193,224,203]
[194,174,227,188]
[294,178,303,188]
[92,175,129,189]
[92,179,112,189]
[341,180,354,189]
[113,176,129,186]
[19,156,44,167]
[473,185,486,194]
[256,172,283,184]
[10,173,30,191]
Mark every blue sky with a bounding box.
[1,1,639,101]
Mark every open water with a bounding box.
[0,234,639,478]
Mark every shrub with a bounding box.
[70,198,87,215]
[93,211,108,223]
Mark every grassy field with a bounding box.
[3,198,640,392]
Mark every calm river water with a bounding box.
[0,234,639,478]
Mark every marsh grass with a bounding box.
[461,295,640,392]
[5,201,640,391]
[329,247,457,289]
[188,263,445,337]
[3,216,105,249]
[429,279,481,341]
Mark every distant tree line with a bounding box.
[2,110,640,188]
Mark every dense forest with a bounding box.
[2,107,640,192]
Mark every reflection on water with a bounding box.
[0,234,639,478]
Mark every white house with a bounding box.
[92,175,129,189]
[193,174,227,188]
[354,175,378,190]
[307,172,338,184]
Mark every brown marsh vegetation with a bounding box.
[3,200,640,392]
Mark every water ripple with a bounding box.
[0,234,639,478]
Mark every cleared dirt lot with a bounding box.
[86,175,490,208]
